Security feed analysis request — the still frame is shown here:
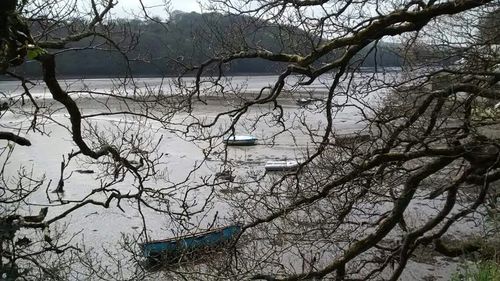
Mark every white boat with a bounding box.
[265,160,299,171]
[223,135,257,146]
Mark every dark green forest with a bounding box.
[11,11,407,78]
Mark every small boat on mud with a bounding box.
[265,160,300,171]
[224,135,257,146]
[215,170,235,182]
[335,133,371,146]
[141,224,242,261]
[296,97,323,106]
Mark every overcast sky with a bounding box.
[114,0,204,18]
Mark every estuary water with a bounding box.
[0,73,464,280]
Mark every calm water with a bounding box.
[1,75,336,97]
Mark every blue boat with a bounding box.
[141,224,242,261]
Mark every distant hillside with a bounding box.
[14,11,405,78]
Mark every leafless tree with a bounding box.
[0,0,195,279]
[1,0,499,280]
[167,0,500,280]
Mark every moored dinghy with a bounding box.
[224,135,257,146]
[334,133,371,146]
[265,160,299,171]
[141,224,242,262]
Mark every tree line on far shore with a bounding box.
[8,11,430,79]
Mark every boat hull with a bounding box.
[265,160,299,171]
[224,135,257,146]
[141,225,242,261]
[224,139,257,146]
